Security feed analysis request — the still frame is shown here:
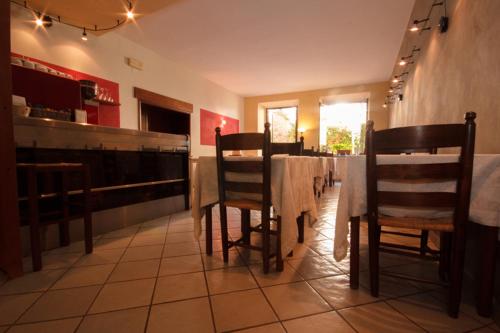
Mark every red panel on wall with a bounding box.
[11,52,120,128]
[200,109,239,146]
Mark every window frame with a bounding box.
[265,106,299,143]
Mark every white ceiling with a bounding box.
[118,0,415,96]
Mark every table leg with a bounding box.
[350,216,360,290]
[329,171,333,187]
[476,224,498,317]
[205,205,213,255]
[297,213,305,243]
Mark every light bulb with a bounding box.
[126,10,134,19]
[388,89,394,93]
[409,25,419,32]
[392,78,399,83]
[399,59,407,66]
[82,33,88,41]
[35,17,44,26]
[382,104,388,108]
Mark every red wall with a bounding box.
[200,109,239,146]
[11,52,120,128]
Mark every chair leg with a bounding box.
[59,172,70,247]
[449,225,467,318]
[220,205,229,263]
[205,205,213,255]
[83,165,93,254]
[262,211,270,274]
[368,220,380,297]
[350,216,360,289]
[241,208,251,245]
[276,216,283,272]
[439,232,451,282]
[420,230,429,255]
[297,213,305,243]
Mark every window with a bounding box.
[319,101,367,155]
[266,106,297,143]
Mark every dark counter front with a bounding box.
[14,117,190,224]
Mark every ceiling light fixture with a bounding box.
[81,28,88,41]
[126,1,135,19]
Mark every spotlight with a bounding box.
[382,103,388,108]
[388,89,394,93]
[81,28,88,41]
[409,19,430,32]
[126,1,135,19]
[399,59,407,66]
[35,17,43,26]
[392,77,399,83]
[34,14,52,27]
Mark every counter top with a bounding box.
[14,116,190,152]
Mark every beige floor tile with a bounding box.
[308,274,378,309]
[0,293,42,325]
[129,235,165,247]
[283,311,355,333]
[286,243,318,259]
[153,272,208,303]
[102,226,139,239]
[249,262,303,287]
[77,306,149,333]
[136,226,168,236]
[211,289,277,332]
[168,223,194,233]
[108,259,160,282]
[147,297,214,333]
[165,232,197,244]
[201,250,246,270]
[0,269,66,295]
[387,298,483,333]
[287,256,342,280]
[19,285,100,323]
[358,272,422,297]
[234,323,285,333]
[52,264,115,289]
[206,266,257,294]
[141,217,170,228]
[44,241,88,255]
[262,281,331,320]
[8,317,82,333]
[339,302,425,333]
[74,248,125,267]
[159,255,203,276]
[89,278,155,314]
[121,245,163,262]
[23,253,82,272]
[163,242,200,257]
[94,237,132,250]
[199,240,223,254]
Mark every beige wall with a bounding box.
[390,0,500,153]
[244,82,390,149]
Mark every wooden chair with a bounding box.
[365,112,476,318]
[377,147,438,257]
[270,137,304,156]
[215,123,283,273]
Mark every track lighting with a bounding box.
[126,1,135,19]
[81,28,88,41]
[34,13,52,27]
[409,19,430,32]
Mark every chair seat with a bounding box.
[224,199,262,210]
[378,215,454,232]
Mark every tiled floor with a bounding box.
[0,185,498,332]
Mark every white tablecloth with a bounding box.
[192,156,327,258]
[334,154,500,261]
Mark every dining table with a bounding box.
[192,155,334,259]
[334,153,500,317]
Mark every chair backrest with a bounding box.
[302,146,318,156]
[366,112,476,228]
[215,123,272,211]
[271,137,304,156]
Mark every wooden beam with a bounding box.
[0,1,23,278]
[134,87,193,114]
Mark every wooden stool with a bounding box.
[17,163,93,271]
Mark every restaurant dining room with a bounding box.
[1,0,500,332]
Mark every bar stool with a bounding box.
[17,163,93,271]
